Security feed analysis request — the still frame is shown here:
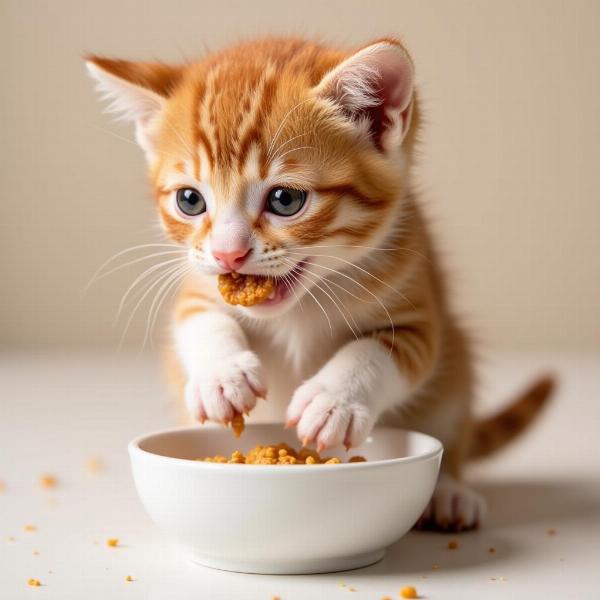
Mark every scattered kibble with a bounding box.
[447,539,459,550]
[125,575,134,582]
[24,524,38,532]
[488,547,496,554]
[382,597,393,600]
[33,551,40,556]
[347,587,357,592]
[272,596,281,600]
[431,564,440,570]
[547,528,557,536]
[489,577,497,581]
[39,475,57,489]
[27,579,41,587]
[400,586,418,599]
[106,538,119,548]
[86,457,104,474]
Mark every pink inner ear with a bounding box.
[360,48,413,151]
[319,43,414,152]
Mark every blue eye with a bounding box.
[176,188,206,216]
[266,188,307,217]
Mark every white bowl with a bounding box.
[128,425,442,574]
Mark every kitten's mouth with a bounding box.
[217,261,306,308]
[261,260,306,307]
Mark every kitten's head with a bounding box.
[87,38,417,318]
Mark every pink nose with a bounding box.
[212,247,251,271]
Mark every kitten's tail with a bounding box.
[468,374,556,460]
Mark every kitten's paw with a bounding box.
[184,350,266,423]
[415,474,486,532]
[286,378,375,450]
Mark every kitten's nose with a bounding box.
[212,247,251,271]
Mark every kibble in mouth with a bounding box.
[217,272,275,306]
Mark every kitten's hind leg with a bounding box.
[415,473,486,532]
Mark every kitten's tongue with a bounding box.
[259,278,289,306]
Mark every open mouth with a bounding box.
[260,260,306,307]
[217,261,306,308]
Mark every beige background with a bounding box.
[1,0,599,352]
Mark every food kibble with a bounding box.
[400,586,418,599]
[39,474,57,489]
[197,443,367,465]
[125,575,134,582]
[447,539,459,550]
[24,524,37,532]
[218,272,275,306]
[106,538,119,548]
[547,528,557,536]
[27,579,41,587]
[231,413,245,438]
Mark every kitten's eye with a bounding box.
[266,188,307,217]
[176,188,206,216]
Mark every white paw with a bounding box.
[184,350,266,423]
[416,474,486,532]
[286,377,376,450]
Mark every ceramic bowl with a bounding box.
[129,424,442,574]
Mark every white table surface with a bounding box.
[1,351,599,599]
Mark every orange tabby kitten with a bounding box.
[87,37,553,530]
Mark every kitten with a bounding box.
[87,37,553,531]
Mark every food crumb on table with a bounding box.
[347,587,357,592]
[86,457,104,474]
[400,586,418,599]
[106,538,119,547]
[488,546,496,554]
[447,539,459,550]
[125,575,134,582]
[547,528,557,536]
[39,474,57,489]
[32,550,40,556]
[431,564,440,570]
[24,524,38,532]
[0,480,6,493]
[7,536,16,542]
[27,579,41,587]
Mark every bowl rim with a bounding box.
[128,425,444,472]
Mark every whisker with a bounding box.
[87,250,188,289]
[286,250,415,309]
[269,129,314,161]
[291,258,396,355]
[272,145,316,163]
[286,269,333,337]
[114,258,187,324]
[286,244,431,264]
[142,264,191,351]
[118,262,186,349]
[85,243,185,292]
[266,98,314,160]
[283,258,358,341]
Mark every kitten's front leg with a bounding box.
[286,338,412,449]
[175,311,266,423]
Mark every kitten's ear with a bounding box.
[315,40,414,154]
[85,56,183,162]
